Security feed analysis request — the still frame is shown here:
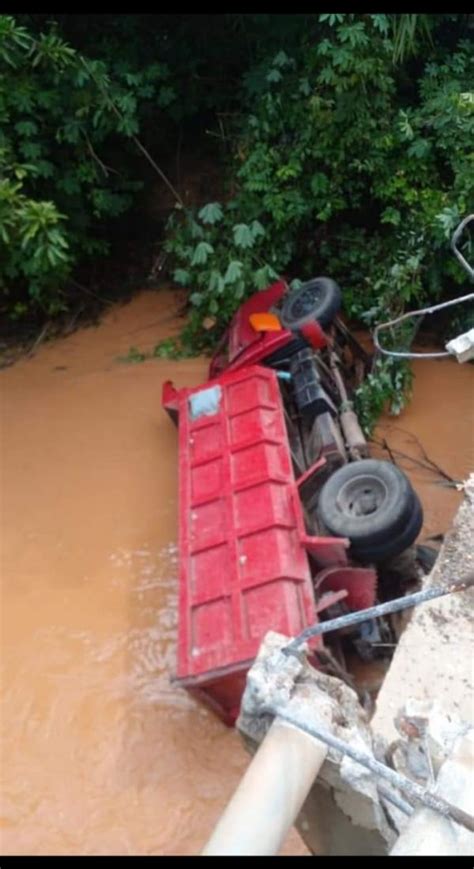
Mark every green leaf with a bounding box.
[190,219,204,239]
[299,78,311,96]
[59,175,80,195]
[381,207,401,226]
[224,260,243,284]
[436,207,460,239]
[407,139,431,159]
[255,265,278,290]
[207,270,226,295]
[266,69,282,84]
[235,280,245,299]
[198,202,223,224]
[250,219,265,240]
[319,13,345,25]
[158,86,175,107]
[121,346,147,364]
[173,268,190,285]
[310,173,329,196]
[233,223,254,249]
[273,51,289,68]
[399,111,414,141]
[20,141,41,160]
[124,72,140,86]
[35,160,54,178]
[372,14,390,35]
[191,241,214,265]
[14,120,38,137]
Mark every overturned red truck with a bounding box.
[163,277,423,725]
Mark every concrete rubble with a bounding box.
[236,475,474,856]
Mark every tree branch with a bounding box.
[82,131,120,178]
[80,56,186,210]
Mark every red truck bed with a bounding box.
[168,364,321,724]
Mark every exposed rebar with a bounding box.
[270,706,474,833]
[283,573,474,657]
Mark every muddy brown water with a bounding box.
[1,289,473,855]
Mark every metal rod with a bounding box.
[270,706,474,834]
[283,573,474,656]
[377,785,414,817]
[329,350,349,403]
[373,291,474,360]
[451,214,474,280]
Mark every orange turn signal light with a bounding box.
[249,312,282,333]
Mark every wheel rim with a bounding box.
[336,474,388,519]
[287,281,325,321]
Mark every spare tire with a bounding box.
[280,277,341,330]
[317,459,416,547]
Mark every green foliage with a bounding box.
[355,358,413,436]
[152,337,194,359]
[118,337,195,363]
[119,345,147,364]
[164,205,281,343]
[1,12,472,433]
[0,15,174,317]
[391,14,434,63]
[164,13,473,418]
[0,152,71,315]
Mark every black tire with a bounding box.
[280,277,342,330]
[351,494,424,564]
[317,459,416,547]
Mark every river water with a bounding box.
[1,288,472,855]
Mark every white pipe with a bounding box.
[201,718,327,856]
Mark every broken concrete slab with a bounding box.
[238,632,395,855]
[232,477,474,855]
[390,728,474,855]
[372,474,474,747]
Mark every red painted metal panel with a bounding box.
[227,279,288,363]
[315,566,377,611]
[173,364,318,721]
[300,320,327,350]
[208,280,293,378]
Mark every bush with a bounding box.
[1,13,472,433]
[163,13,473,423]
[167,16,473,326]
[0,15,175,318]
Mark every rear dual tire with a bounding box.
[316,459,423,564]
